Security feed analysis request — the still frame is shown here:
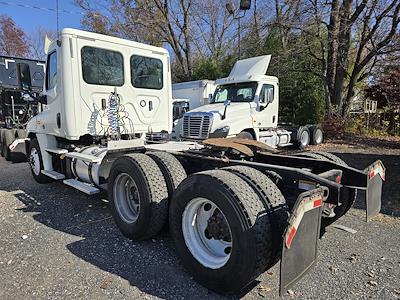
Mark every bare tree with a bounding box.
[0,15,30,57]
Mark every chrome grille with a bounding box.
[182,114,211,139]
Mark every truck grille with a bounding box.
[182,115,211,139]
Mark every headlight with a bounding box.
[209,126,230,138]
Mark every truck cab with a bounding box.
[27,28,172,141]
[180,55,292,147]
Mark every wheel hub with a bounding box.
[206,209,231,242]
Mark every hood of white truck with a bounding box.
[187,102,251,117]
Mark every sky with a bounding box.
[1,0,83,35]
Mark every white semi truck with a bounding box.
[21,28,385,296]
[179,55,323,149]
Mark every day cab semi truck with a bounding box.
[23,28,385,296]
[0,56,45,161]
[178,55,324,149]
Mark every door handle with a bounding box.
[149,100,153,111]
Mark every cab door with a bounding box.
[253,83,279,129]
[41,49,62,135]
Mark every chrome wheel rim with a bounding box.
[113,173,140,224]
[314,129,323,144]
[182,197,232,269]
[300,130,309,146]
[29,148,41,176]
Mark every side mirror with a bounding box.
[224,99,231,107]
[17,63,32,91]
[208,93,213,104]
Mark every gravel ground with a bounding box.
[0,147,399,299]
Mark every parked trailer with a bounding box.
[0,55,45,161]
[24,29,384,296]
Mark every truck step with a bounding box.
[63,179,99,195]
[41,170,65,180]
[64,152,102,163]
[45,148,68,154]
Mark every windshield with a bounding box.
[211,82,258,103]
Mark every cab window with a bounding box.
[46,51,57,90]
[81,46,124,86]
[131,55,163,90]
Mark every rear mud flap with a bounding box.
[279,187,328,296]
[365,160,385,222]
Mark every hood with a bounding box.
[187,102,251,117]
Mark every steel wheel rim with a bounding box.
[29,148,41,176]
[113,173,140,224]
[300,130,309,146]
[182,197,232,269]
[314,129,323,144]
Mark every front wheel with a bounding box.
[236,131,254,140]
[170,169,273,294]
[28,139,53,184]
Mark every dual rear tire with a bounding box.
[109,152,288,294]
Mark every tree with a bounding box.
[296,0,400,118]
[365,65,400,133]
[0,15,30,57]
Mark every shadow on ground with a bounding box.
[0,175,224,299]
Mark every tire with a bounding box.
[147,151,186,199]
[316,152,357,227]
[169,169,273,294]
[108,153,169,240]
[296,126,310,150]
[3,129,15,161]
[309,125,323,145]
[312,151,347,166]
[236,131,254,140]
[28,138,53,183]
[222,166,289,266]
[295,151,329,161]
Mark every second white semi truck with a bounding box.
[20,28,385,296]
[178,56,324,149]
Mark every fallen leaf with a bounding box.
[100,275,111,289]
[329,266,338,273]
[367,271,376,278]
[394,288,400,295]
[257,285,271,293]
[368,280,378,287]
[287,289,295,296]
[349,254,359,263]
[266,271,274,276]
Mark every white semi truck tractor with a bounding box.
[24,28,385,296]
[180,55,324,149]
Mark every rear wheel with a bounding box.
[170,169,273,294]
[297,127,310,150]
[108,153,169,240]
[222,166,289,266]
[309,125,324,145]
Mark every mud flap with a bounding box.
[365,160,385,222]
[279,187,329,296]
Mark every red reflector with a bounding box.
[286,226,297,248]
[313,198,322,208]
[335,175,341,183]
[369,170,375,179]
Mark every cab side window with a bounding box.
[260,84,274,103]
[46,51,57,90]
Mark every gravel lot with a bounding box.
[0,143,399,299]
